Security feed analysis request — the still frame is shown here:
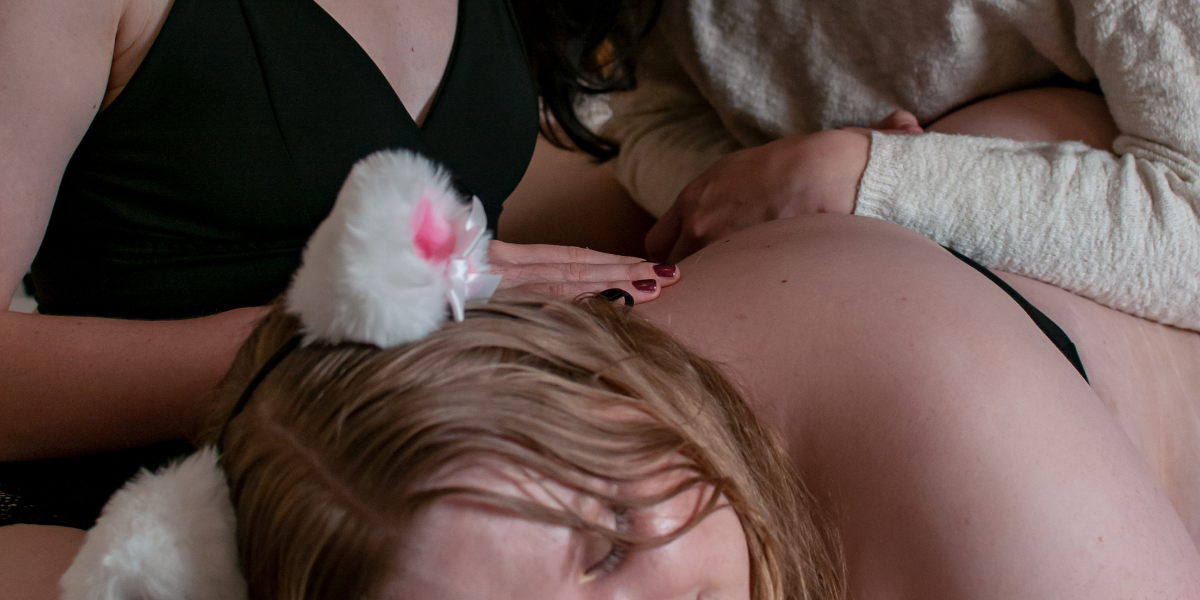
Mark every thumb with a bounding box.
[871,110,923,134]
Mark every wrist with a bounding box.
[843,130,871,213]
[803,130,870,214]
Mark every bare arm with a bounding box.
[619,0,1200,330]
[0,0,111,294]
[0,0,264,461]
[0,308,264,461]
[0,0,685,462]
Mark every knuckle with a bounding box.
[564,245,593,263]
[682,215,712,241]
[495,265,533,286]
[564,261,589,281]
[520,264,550,281]
[544,281,575,299]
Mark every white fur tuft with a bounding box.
[286,150,484,347]
[59,447,247,600]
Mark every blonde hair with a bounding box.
[199,296,844,600]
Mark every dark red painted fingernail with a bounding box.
[633,279,657,293]
[653,263,678,278]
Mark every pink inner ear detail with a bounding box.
[411,197,456,263]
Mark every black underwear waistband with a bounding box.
[946,248,1088,382]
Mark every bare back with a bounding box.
[639,215,1200,599]
[997,270,1200,539]
[926,86,1200,535]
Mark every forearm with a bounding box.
[856,131,1200,330]
[604,102,741,217]
[0,307,266,462]
[603,28,742,217]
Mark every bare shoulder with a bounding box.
[0,0,122,55]
[0,525,85,600]
[0,0,143,298]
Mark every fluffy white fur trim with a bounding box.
[59,447,246,600]
[286,150,490,347]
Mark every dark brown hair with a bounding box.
[200,296,843,600]
[511,0,663,159]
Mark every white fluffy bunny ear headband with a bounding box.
[59,149,500,600]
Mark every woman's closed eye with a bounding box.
[579,509,630,582]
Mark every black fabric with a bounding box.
[31,0,537,320]
[217,334,304,448]
[599,288,636,307]
[947,248,1089,381]
[0,440,193,530]
[5,0,537,529]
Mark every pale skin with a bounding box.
[386,460,751,600]
[4,3,1198,596]
[646,87,1120,262]
[374,213,1200,600]
[376,89,1200,599]
[640,215,1200,600]
[7,211,1200,599]
[642,89,1200,540]
[0,0,678,463]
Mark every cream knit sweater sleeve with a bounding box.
[608,0,1200,330]
[856,0,1200,330]
[604,29,742,218]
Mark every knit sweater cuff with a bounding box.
[854,131,905,222]
[846,129,1200,330]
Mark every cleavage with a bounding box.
[313,0,458,126]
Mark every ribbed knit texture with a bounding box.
[605,0,1200,330]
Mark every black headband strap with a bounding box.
[598,288,635,307]
[217,333,304,449]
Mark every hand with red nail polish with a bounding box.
[653,264,678,278]
[488,241,680,304]
[633,279,657,292]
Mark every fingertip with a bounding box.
[652,263,678,279]
[632,279,658,294]
[654,267,680,289]
[895,110,923,132]
[632,286,662,304]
